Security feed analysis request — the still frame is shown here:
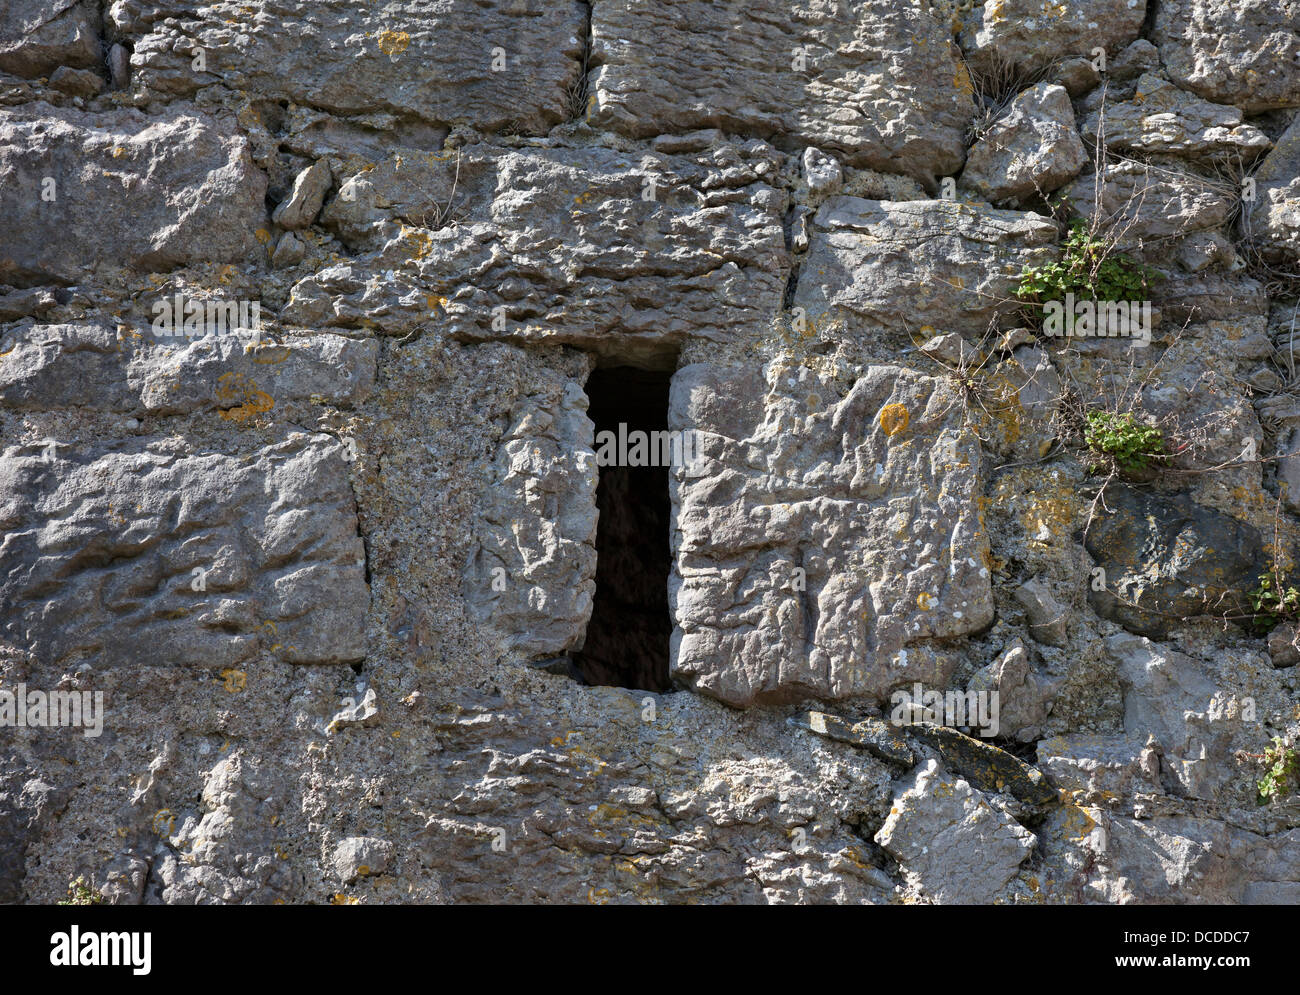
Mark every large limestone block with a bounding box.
[0,103,267,286]
[1062,162,1237,248]
[1084,485,1263,638]
[1079,74,1272,165]
[108,0,587,134]
[875,759,1036,905]
[0,433,369,668]
[1152,0,1300,113]
[793,196,1058,345]
[298,140,787,363]
[1041,810,1249,903]
[961,82,1087,204]
[0,322,377,415]
[958,0,1147,78]
[669,362,993,707]
[587,0,973,185]
[0,0,100,78]
[1242,113,1300,265]
[463,374,598,659]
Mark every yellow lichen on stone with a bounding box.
[880,403,910,436]
[215,372,274,422]
[376,29,410,56]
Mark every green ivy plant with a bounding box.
[1016,220,1160,307]
[57,876,103,906]
[1255,737,1300,805]
[1083,410,1170,475]
[1246,572,1300,635]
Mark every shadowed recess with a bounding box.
[573,366,673,691]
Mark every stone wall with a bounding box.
[1,0,1299,904]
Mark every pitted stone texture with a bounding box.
[107,0,586,134]
[0,322,378,415]
[272,160,332,231]
[1042,810,1251,903]
[297,140,787,365]
[587,0,973,185]
[1062,162,1237,249]
[961,83,1087,204]
[794,196,1058,350]
[0,433,368,668]
[152,750,296,903]
[1080,74,1272,165]
[1243,113,1300,265]
[875,759,1035,905]
[0,1,100,78]
[1084,485,1263,639]
[1060,161,1258,322]
[669,362,993,707]
[413,687,898,904]
[957,0,1147,78]
[1152,0,1300,113]
[0,102,266,286]
[463,373,598,660]
[0,774,66,903]
[1037,734,1159,805]
[1107,633,1282,803]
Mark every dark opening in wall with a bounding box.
[573,366,673,692]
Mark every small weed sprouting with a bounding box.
[57,876,103,906]
[1083,410,1170,476]
[1246,572,1300,636]
[1016,220,1160,311]
[1257,739,1300,804]
[1237,737,1300,805]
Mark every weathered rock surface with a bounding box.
[272,160,332,231]
[794,196,1058,353]
[875,759,1036,904]
[1105,633,1274,801]
[463,370,598,659]
[958,0,1147,78]
[1152,0,1300,113]
[1038,734,1160,804]
[1083,484,1263,638]
[1243,113,1300,264]
[109,0,586,135]
[298,140,787,365]
[961,82,1086,204]
[0,0,100,78]
[1,0,1297,909]
[589,0,973,185]
[788,710,915,767]
[331,836,392,883]
[0,323,377,415]
[969,642,1054,742]
[1062,161,1237,249]
[907,722,1059,806]
[1080,73,1272,164]
[669,362,993,706]
[1014,577,1068,647]
[0,102,266,285]
[0,433,368,668]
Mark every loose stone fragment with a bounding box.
[788,711,916,767]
